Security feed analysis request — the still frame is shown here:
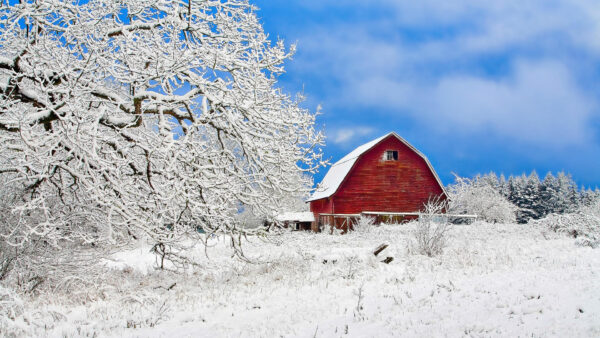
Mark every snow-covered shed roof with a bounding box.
[307,132,445,202]
[276,212,315,223]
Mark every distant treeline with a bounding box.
[452,172,599,223]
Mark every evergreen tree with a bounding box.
[498,174,509,198]
[451,170,587,223]
[556,172,579,213]
[506,176,518,205]
[540,172,559,216]
[523,171,543,220]
[580,188,597,207]
[481,172,500,190]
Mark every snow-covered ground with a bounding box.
[7,222,600,337]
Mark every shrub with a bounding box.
[533,198,600,248]
[352,215,376,233]
[0,285,26,337]
[413,198,452,257]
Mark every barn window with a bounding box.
[385,150,398,161]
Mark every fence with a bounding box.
[317,212,478,232]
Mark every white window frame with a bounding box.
[384,150,398,161]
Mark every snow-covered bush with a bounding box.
[352,215,376,234]
[413,198,452,257]
[0,285,27,337]
[448,175,517,223]
[533,198,600,248]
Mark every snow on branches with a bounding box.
[447,174,517,224]
[448,172,598,224]
[0,1,325,253]
[533,197,600,248]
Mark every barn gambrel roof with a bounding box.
[307,132,446,202]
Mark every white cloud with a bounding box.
[294,0,600,76]
[330,127,375,145]
[335,0,600,55]
[419,60,595,146]
[327,60,595,146]
[287,0,600,148]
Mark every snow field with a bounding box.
[5,222,600,337]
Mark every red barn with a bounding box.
[308,132,446,231]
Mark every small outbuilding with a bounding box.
[307,132,446,231]
[275,212,315,231]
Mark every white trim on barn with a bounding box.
[307,132,446,202]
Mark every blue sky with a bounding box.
[253,0,600,188]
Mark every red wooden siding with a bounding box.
[310,134,445,230]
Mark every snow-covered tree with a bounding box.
[479,171,500,190]
[235,170,313,229]
[541,172,559,214]
[447,174,517,224]
[0,0,324,255]
[452,171,589,224]
[539,172,580,215]
[580,188,600,207]
[520,172,543,221]
[504,172,544,223]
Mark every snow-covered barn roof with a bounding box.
[276,212,315,223]
[307,132,446,202]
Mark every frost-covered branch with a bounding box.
[447,174,517,223]
[0,0,325,256]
